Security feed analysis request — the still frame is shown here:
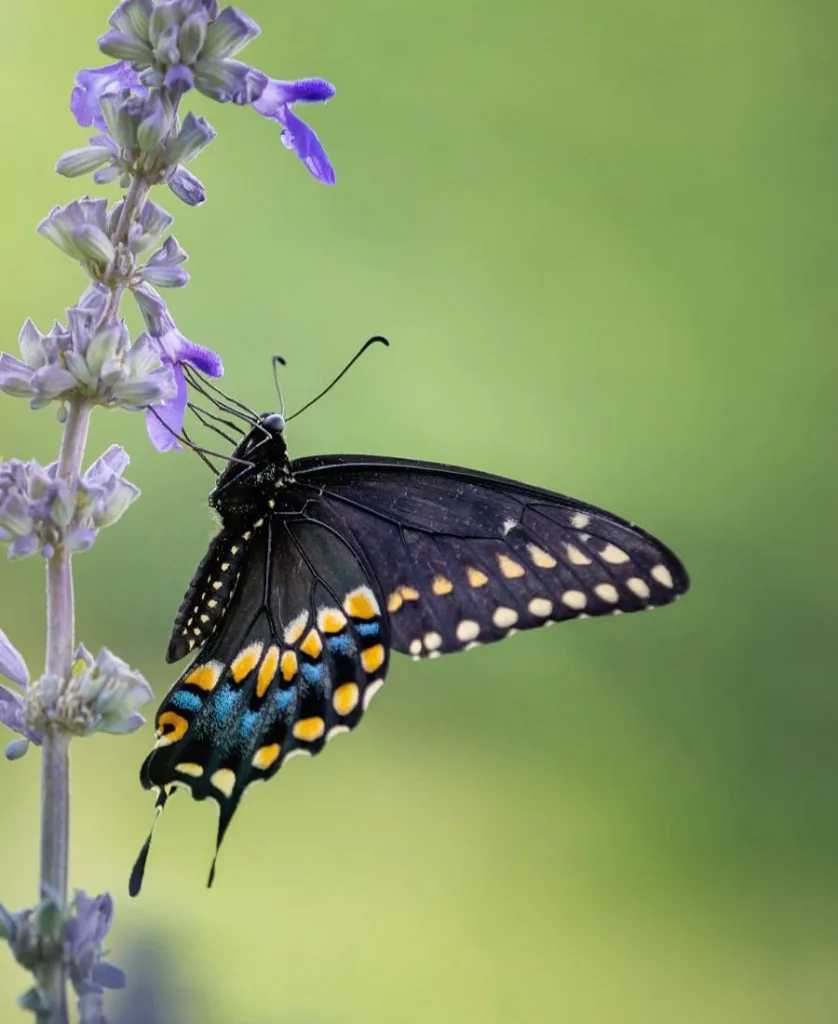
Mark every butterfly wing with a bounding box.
[290,455,689,657]
[135,507,389,890]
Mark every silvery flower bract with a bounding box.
[0,445,140,562]
[0,281,176,412]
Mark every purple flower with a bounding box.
[253,77,336,185]
[0,628,41,757]
[70,62,145,133]
[66,891,125,998]
[134,290,223,451]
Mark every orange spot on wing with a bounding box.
[293,717,325,742]
[256,645,279,698]
[361,644,385,673]
[231,643,263,683]
[333,682,360,716]
[251,743,281,770]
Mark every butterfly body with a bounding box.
[132,412,689,894]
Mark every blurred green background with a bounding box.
[1,1,836,1021]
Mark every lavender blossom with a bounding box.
[253,78,337,185]
[0,629,41,757]
[18,644,152,744]
[70,62,145,133]
[0,283,176,412]
[0,445,140,561]
[65,891,126,1012]
[132,285,223,450]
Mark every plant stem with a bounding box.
[38,397,91,1024]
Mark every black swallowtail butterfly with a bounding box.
[130,370,690,895]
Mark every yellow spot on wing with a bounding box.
[300,629,323,659]
[293,717,325,742]
[527,544,557,569]
[493,607,519,628]
[176,762,204,778]
[561,590,588,610]
[651,564,674,588]
[252,743,281,770]
[361,644,386,672]
[156,710,188,746]
[497,554,525,579]
[432,575,453,595]
[600,543,630,565]
[231,643,263,683]
[343,586,381,620]
[595,583,619,603]
[571,512,590,529]
[318,607,348,633]
[399,585,420,601]
[283,611,308,645]
[529,597,553,617]
[185,661,222,691]
[333,682,360,715]
[210,768,236,797]
[256,645,279,698]
[280,650,297,682]
[627,577,651,599]
[566,543,592,566]
[456,620,480,642]
[387,590,403,612]
[467,567,488,587]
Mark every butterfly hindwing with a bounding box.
[140,513,389,872]
[290,456,689,657]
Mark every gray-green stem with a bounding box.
[38,397,91,1024]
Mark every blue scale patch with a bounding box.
[212,685,242,724]
[356,622,380,637]
[327,634,353,654]
[274,687,295,711]
[170,690,202,713]
[240,709,260,739]
[300,663,323,685]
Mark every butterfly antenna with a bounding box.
[286,335,390,423]
[272,354,287,417]
[129,787,171,897]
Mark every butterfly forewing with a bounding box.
[290,456,689,657]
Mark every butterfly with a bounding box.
[130,366,690,895]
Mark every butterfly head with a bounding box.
[209,412,291,518]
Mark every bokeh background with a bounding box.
[1,1,836,1021]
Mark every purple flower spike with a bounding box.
[253,77,336,185]
[70,62,145,133]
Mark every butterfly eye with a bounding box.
[263,414,285,432]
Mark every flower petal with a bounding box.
[145,364,186,452]
[177,337,223,377]
[0,630,29,689]
[253,77,335,116]
[70,62,144,131]
[0,685,25,731]
[278,107,336,186]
